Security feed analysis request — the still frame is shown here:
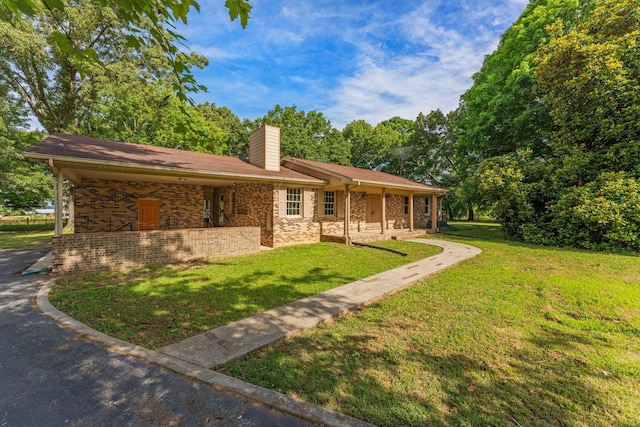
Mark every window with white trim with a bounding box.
[404,196,409,214]
[425,197,431,215]
[324,191,335,216]
[286,188,301,216]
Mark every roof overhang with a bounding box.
[282,157,447,195]
[25,152,325,188]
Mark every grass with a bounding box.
[218,222,640,426]
[49,240,441,349]
[0,229,53,250]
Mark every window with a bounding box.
[425,197,431,215]
[286,188,301,216]
[404,196,409,214]
[324,191,335,216]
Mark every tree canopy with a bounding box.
[467,0,640,251]
[1,0,251,103]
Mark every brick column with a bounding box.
[53,170,64,236]
[430,193,438,232]
[380,188,386,234]
[343,184,351,244]
[409,192,414,232]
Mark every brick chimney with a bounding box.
[249,124,280,171]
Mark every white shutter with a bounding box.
[278,188,287,217]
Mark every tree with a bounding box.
[456,0,594,163]
[1,0,251,103]
[343,120,398,170]
[476,0,640,251]
[89,84,228,154]
[534,0,640,183]
[196,102,250,158]
[344,120,376,169]
[375,117,414,176]
[256,105,351,165]
[0,1,214,134]
[0,85,50,214]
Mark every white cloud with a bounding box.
[179,0,526,127]
[323,0,522,128]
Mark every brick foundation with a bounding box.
[52,227,261,275]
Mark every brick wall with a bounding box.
[413,196,429,228]
[52,227,261,275]
[73,179,207,233]
[215,183,274,247]
[272,187,321,247]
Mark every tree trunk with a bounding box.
[467,204,474,221]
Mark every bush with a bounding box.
[552,172,640,251]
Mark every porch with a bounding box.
[321,228,433,244]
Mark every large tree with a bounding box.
[0,85,50,214]
[1,0,251,103]
[344,120,399,170]
[478,0,640,251]
[0,1,211,134]
[534,0,640,184]
[196,102,250,158]
[456,0,595,163]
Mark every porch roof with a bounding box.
[282,157,447,194]
[25,133,324,187]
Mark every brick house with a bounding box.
[25,125,446,273]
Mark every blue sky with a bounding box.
[179,0,528,128]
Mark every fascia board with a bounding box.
[24,153,325,186]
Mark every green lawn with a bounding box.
[50,240,441,349]
[0,230,53,250]
[218,222,640,426]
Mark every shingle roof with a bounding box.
[25,133,323,184]
[283,157,445,192]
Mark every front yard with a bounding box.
[47,222,640,425]
[49,240,440,349]
[219,222,640,426]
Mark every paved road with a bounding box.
[0,249,314,427]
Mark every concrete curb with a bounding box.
[35,238,481,427]
[36,279,374,427]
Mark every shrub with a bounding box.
[552,172,640,251]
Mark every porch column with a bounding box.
[409,192,414,232]
[430,193,438,232]
[53,170,64,236]
[343,184,351,244]
[380,188,386,234]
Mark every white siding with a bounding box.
[249,125,280,171]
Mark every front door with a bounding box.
[138,199,159,230]
[366,195,381,228]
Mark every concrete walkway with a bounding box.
[33,238,482,427]
[157,239,481,367]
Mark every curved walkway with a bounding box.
[36,238,481,427]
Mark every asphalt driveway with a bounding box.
[0,248,312,426]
